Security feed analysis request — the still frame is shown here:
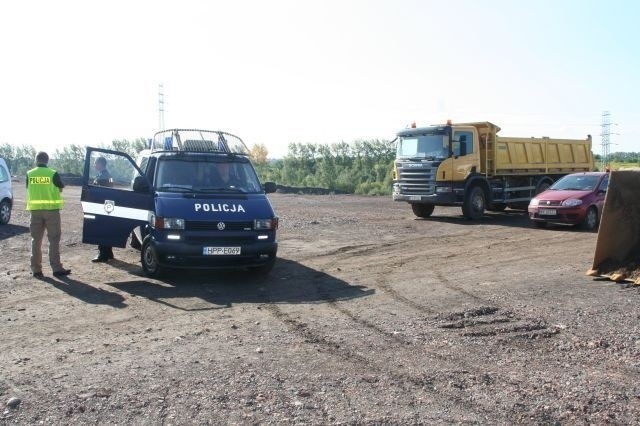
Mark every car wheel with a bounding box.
[0,200,10,225]
[411,204,435,218]
[462,186,485,220]
[141,236,165,278]
[581,206,599,231]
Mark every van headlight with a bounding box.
[150,213,185,229]
[254,218,278,230]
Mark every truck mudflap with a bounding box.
[586,170,640,284]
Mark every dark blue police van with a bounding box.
[81,129,278,277]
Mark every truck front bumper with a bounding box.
[392,192,459,206]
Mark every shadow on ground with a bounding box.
[105,258,373,311]
[40,275,127,308]
[0,224,29,241]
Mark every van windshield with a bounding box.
[155,158,263,193]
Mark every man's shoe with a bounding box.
[53,269,71,277]
[92,256,109,263]
[32,272,44,278]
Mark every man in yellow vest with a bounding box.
[26,152,71,278]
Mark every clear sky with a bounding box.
[1,0,638,158]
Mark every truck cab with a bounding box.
[80,129,278,277]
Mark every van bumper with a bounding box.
[151,239,278,269]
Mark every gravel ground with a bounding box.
[1,185,639,424]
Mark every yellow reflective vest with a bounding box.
[26,167,64,211]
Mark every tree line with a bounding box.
[3,139,638,196]
[0,138,396,195]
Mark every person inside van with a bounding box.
[215,162,242,189]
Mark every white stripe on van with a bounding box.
[81,201,150,221]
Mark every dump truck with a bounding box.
[586,169,640,284]
[392,121,594,219]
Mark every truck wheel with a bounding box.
[411,204,435,218]
[463,186,485,220]
[581,207,599,231]
[141,236,165,278]
[0,200,11,225]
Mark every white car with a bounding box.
[0,157,13,225]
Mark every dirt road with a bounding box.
[1,185,639,424]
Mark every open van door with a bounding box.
[81,147,153,248]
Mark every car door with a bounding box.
[81,147,153,247]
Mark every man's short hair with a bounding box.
[95,156,107,167]
[35,152,49,165]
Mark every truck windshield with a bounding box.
[397,134,449,160]
[155,158,263,193]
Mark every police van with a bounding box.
[80,129,278,277]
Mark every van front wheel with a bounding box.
[141,237,165,278]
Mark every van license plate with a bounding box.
[539,208,556,216]
[203,247,241,255]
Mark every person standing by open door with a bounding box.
[92,156,114,262]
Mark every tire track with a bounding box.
[260,300,501,422]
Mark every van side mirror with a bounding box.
[263,181,277,194]
[133,175,150,192]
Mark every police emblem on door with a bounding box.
[217,222,226,230]
[104,200,115,214]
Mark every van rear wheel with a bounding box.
[141,236,165,278]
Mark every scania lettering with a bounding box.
[392,121,594,219]
[80,128,279,277]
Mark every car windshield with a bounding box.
[155,158,263,193]
[551,175,600,191]
[396,134,449,160]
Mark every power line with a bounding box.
[600,111,610,170]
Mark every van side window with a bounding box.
[453,131,474,156]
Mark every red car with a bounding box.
[528,172,609,231]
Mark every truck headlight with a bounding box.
[150,213,185,229]
[254,218,278,230]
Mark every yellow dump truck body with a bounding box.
[460,122,594,177]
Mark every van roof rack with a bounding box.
[151,129,250,155]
